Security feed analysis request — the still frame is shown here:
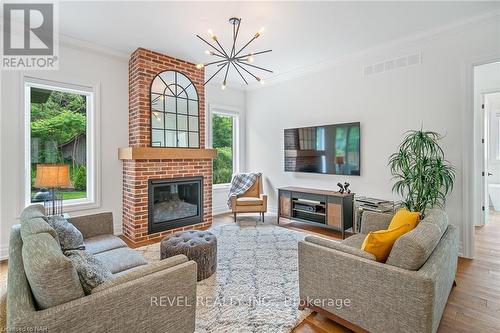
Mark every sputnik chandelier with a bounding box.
[196,17,273,89]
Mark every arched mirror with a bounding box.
[150,70,199,148]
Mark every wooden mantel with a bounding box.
[118,147,217,160]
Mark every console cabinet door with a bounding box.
[280,191,291,218]
[327,198,342,229]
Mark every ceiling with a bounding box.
[59,1,499,88]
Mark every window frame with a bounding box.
[23,77,100,212]
[208,106,240,188]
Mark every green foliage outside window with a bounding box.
[72,166,87,191]
[30,88,88,201]
[212,114,233,184]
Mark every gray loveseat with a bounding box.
[7,205,197,333]
[298,209,458,333]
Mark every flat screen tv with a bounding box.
[284,122,360,176]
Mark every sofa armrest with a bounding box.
[9,261,197,333]
[299,240,434,333]
[230,195,237,210]
[304,235,376,261]
[360,211,393,234]
[92,255,189,293]
[68,212,114,238]
[260,194,268,210]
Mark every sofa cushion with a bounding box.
[94,247,148,274]
[65,250,113,294]
[19,205,57,241]
[92,255,188,293]
[84,235,127,254]
[341,234,366,249]
[21,233,85,309]
[20,205,85,309]
[421,209,448,236]
[306,235,376,261]
[236,197,263,206]
[19,204,46,222]
[68,212,114,239]
[386,221,443,270]
[47,215,85,251]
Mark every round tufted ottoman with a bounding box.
[160,230,217,281]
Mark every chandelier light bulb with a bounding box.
[196,17,273,88]
[207,29,217,40]
[260,79,265,85]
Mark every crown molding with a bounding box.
[246,9,500,91]
[59,33,129,61]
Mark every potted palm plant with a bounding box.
[389,130,456,218]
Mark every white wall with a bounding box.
[205,83,246,215]
[245,17,500,255]
[0,44,129,259]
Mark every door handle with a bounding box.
[488,173,493,176]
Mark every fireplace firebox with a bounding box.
[148,176,204,234]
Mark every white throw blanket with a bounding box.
[227,172,262,208]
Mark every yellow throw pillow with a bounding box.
[361,224,412,262]
[388,208,420,231]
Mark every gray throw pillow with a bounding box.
[65,250,113,294]
[48,215,85,251]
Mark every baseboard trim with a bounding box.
[113,222,123,236]
[0,245,9,261]
[213,205,231,216]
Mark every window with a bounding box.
[212,112,238,185]
[25,78,97,209]
[150,71,199,148]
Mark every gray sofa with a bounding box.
[298,209,458,333]
[7,205,197,333]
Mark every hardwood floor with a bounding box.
[292,212,500,333]
[1,212,499,333]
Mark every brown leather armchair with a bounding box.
[230,175,268,222]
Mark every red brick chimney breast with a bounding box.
[121,48,213,244]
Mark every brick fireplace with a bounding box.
[119,48,217,244]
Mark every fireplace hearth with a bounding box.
[148,177,204,234]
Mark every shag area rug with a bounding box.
[136,222,312,333]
